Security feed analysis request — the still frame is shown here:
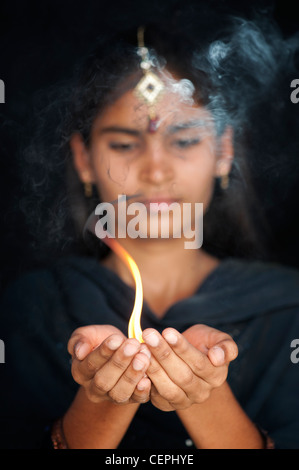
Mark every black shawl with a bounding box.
[0,255,299,449]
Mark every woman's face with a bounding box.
[71,79,233,240]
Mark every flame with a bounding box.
[102,236,144,342]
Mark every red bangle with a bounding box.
[258,426,275,449]
[51,418,68,449]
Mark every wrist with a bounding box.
[62,386,140,449]
[176,382,265,449]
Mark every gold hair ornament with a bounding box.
[134,26,165,133]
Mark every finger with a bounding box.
[90,338,142,398]
[143,328,193,409]
[161,327,214,378]
[143,328,202,387]
[108,352,151,404]
[150,383,176,411]
[147,357,190,411]
[162,328,227,390]
[73,333,126,383]
[143,329,214,406]
[132,376,151,404]
[143,329,192,380]
[208,339,238,366]
[68,324,124,360]
[182,324,234,353]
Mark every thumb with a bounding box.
[67,324,125,360]
[208,338,238,366]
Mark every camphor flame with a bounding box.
[103,236,144,342]
[83,194,144,342]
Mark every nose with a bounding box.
[139,141,174,186]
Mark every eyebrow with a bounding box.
[97,120,207,137]
[167,120,207,134]
[98,126,141,137]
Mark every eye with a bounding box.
[173,138,201,149]
[109,142,139,153]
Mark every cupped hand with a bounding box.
[67,324,151,405]
[142,325,238,411]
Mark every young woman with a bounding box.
[1,16,299,449]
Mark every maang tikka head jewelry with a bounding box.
[134,26,165,133]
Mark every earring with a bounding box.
[220,174,229,190]
[84,182,93,198]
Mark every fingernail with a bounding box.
[137,381,146,391]
[144,331,159,347]
[140,345,151,359]
[75,342,90,360]
[132,357,145,371]
[210,346,225,365]
[163,331,178,345]
[123,342,139,357]
[107,335,124,351]
[137,377,149,391]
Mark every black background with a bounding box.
[0,0,299,293]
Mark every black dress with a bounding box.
[0,255,299,449]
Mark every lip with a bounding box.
[135,197,182,214]
[138,198,181,206]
